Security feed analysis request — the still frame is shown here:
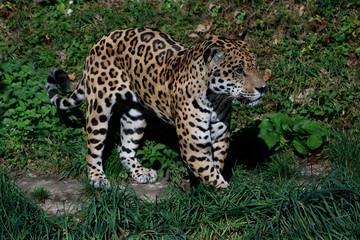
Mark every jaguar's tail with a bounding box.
[46,69,85,110]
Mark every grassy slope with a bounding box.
[0,0,360,238]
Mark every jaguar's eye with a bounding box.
[235,66,245,76]
[235,66,243,73]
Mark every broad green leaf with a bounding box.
[258,119,273,131]
[302,120,327,136]
[136,150,145,155]
[307,135,323,150]
[292,139,307,155]
[153,144,167,151]
[281,122,292,133]
[314,109,325,116]
[259,132,279,149]
[270,113,293,133]
[279,135,289,145]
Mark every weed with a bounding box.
[329,130,360,177]
[30,185,50,203]
[104,140,188,188]
[0,61,83,142]
[257,113,329,155]
[137,141,187,182]
[263,152,300,181]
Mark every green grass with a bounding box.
[30,185,51,203]
[1,168,360,239]
[0,169,61,239]
[329,130,360,178]
[262,152,300,182]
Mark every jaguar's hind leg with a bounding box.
[118,108,158,183]
[85,97,116,189]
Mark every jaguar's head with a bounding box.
[203,36,266,106]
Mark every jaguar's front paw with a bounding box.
[132,167,158,184]
[216,181,230,189]
[90,178,111,189]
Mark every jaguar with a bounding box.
[46,27,266,189]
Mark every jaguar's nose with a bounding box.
[255,86,266,95]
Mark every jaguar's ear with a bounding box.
[203,45,224,65]
[238,31,247,40]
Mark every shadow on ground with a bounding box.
[104,112,270,186]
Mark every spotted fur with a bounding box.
[46,28,266,189]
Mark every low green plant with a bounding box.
[263,152,300,181]
[0,61,83,142]
[329,130,360,177]
[104,150,131,184]
[30,185,50,203]
[257,113,329,155]
[291,84,360,125]
[137,141,188,185]
[103,141,187,187]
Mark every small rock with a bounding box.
[188,33,200,38]
[195,24,211,33]
[28,173,37,178]
[289,88,315,105]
